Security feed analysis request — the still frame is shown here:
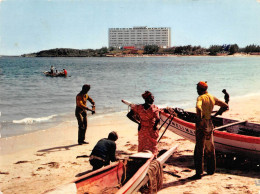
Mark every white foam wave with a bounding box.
[13,114,57,124]
[231,92,260,100]
[157,101,193,109]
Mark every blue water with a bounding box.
[0,56,260,138]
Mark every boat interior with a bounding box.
[77,153,152,194]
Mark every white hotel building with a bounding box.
[108,26,171,49]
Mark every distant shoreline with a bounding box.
[2,53,260,58]
[109,53,260,57]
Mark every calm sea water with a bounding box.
[0,56,260,138]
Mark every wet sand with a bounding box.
[0,95,260,194]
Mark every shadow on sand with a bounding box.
[37,144,80,153]
[75,170,93,177]
[160,153,259,190]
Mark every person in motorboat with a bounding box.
[126,91,160,157]
[50,65,54,75]
[75,84,95,145]
[89,131,118,170]
[62,69,67,77]
[190,81,229,180]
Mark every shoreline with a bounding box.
[0,95,260,193]
[2,92,260,139]
[2,53,260,58]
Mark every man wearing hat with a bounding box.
[89,131,118,170]
[190,81,229,179]
[75,84,95,145]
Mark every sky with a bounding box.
[0,0,260,56]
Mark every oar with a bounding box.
[157,113,172,131]
[158,114,174,143]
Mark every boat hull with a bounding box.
[44,71,67,77]
[160,111,260,160]
[45,146,178,194]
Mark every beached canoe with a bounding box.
[122,100,260,160]
[45,146,178,194]
[161,108,260,160]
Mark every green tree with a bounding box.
[229,44,239,55]
[208,45,222,55]
[244,44,260,53]
[144,45,159,54]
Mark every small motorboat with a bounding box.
[43,71,67,77]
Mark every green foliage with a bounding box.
[229,44,239,55]
[144,45,159,54]
[161,45,206,55]
[21,44,260,57]
[208,45,223,55]
[244,44,260,53]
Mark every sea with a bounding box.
[0,56,260,138]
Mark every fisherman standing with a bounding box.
[75,84,95,145]
[213,89,230,117]
[190,81,228,180]
[222,89,230,104]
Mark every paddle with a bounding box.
[157,113,175,143]
[157,113,172,131]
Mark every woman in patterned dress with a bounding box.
[127,91,160,156]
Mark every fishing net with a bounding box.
[140,160,163,194]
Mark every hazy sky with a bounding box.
[0,0,260,55]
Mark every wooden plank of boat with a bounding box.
[213,121,247,131]
[117,152,154,194]
[133,145,178,192]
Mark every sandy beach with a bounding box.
[0,95,260,194]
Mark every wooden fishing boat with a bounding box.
[160,108,260,160]
[121,100,260,160]
[45,146,178,194]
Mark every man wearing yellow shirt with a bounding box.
[190,81,228,180]
[75,84,95,145]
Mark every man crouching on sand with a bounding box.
[89,131,118,171]
[190,81,229,180]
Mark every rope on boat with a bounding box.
[118,160,127,187]
[140,160,163,194]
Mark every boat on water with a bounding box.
[122,100,260,160]
[43,71,67,77]
[45,146,178,194]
